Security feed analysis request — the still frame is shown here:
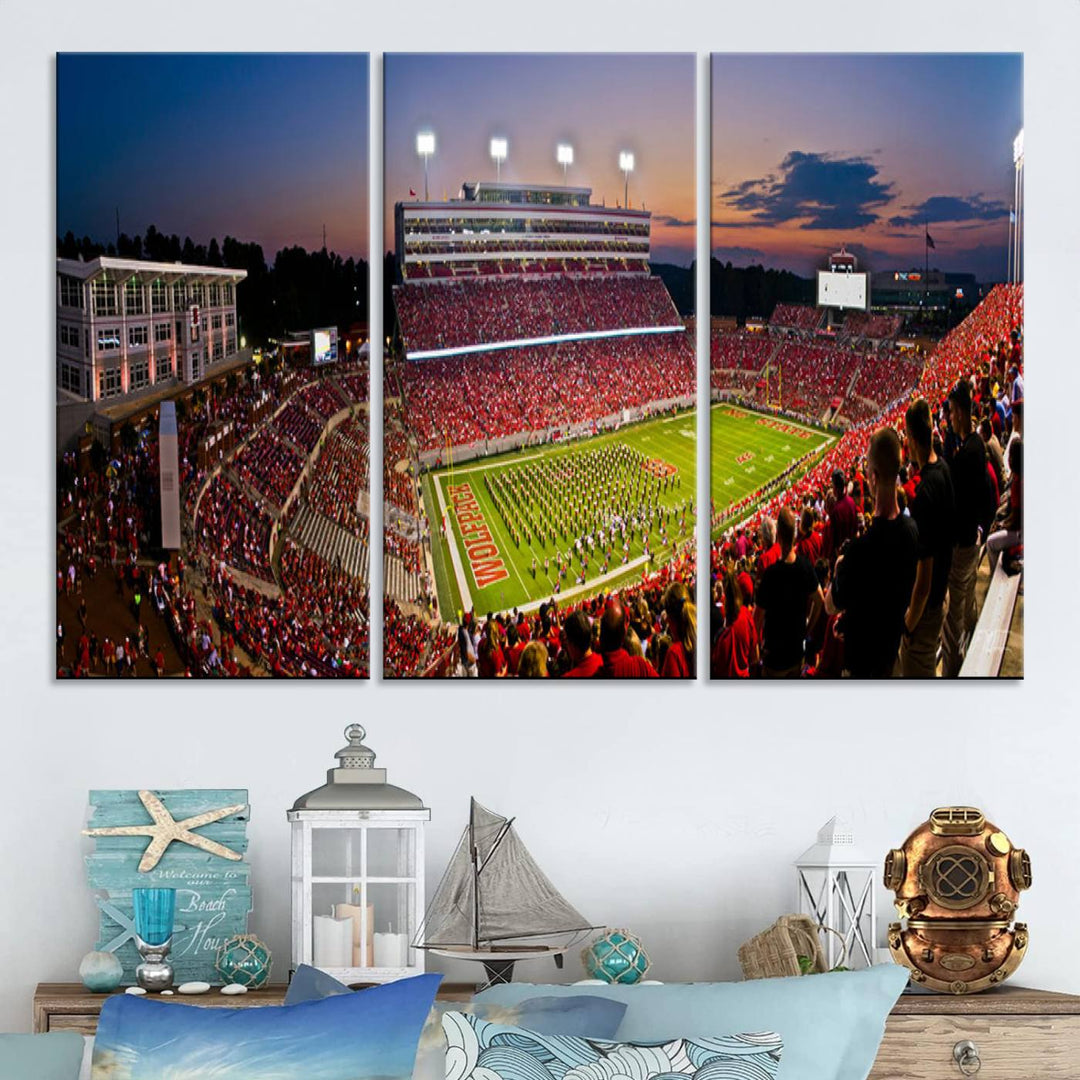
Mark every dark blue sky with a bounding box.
[712,54,1023,280]
[57,53,369,262]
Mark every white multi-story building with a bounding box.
[56,256,247,402]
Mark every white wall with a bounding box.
[3,0,1080,1037]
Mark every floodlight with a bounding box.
[557,143,574,182]
[619,151,635,208]
[490,137,508,182]
[416,131,436,201]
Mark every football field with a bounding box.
[424,411,696,617]
[710,404,836,536]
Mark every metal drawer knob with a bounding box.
[953,1040,981,1075]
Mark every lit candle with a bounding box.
[333,902,375,967]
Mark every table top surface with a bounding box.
[34,981,1080,1013]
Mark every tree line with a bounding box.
[57,227,369,347]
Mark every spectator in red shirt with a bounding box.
[660,581,695,678]
[828,468,858,564]
[562,610,603,678]
[712,570,759,678]
[597,598,658,678]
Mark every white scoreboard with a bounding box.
[817,271,869,311]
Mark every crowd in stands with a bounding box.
[231,428,304,508]
[709,284,1023,679]
[839,311,903,341]
[384,598,456,678]
[401,333,695,453]
[394,275,680,354]
[770,303,823,332]
[302,415,370,538]
[275,399,324,454]
[757,341,864,420]
[195,474,275,581]
[444,545,696,679]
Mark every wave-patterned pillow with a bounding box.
[442,1010,783,1080]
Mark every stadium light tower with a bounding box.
[619,151,635,209]
[416,131,435,201]
[557,143,574,183]
[490,137,508,183]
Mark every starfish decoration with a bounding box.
[83,790,247,872]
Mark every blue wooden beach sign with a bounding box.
[83,789,252,986]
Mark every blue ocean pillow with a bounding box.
[284,965,626,1080]
[92,972,441,1079]
[442,1011,783,1080]
[476,964,910,1080]
[0,1032,85,1080]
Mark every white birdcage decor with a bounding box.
[795,817,877,970]
[288,725,429,984]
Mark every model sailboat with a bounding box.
[415,798,597,985]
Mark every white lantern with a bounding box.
[795,817,877,970]
[288,725,429,984]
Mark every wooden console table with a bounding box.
[869,985,1080,1079]
[32,981,476,1036]
[33,981,1080,1077]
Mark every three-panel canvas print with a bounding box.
[55,52,1023,681]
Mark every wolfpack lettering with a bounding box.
[447,481,509,588]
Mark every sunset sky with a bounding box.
[712,54,1022,281]
[57,54,369,262]
[384,54,696,267]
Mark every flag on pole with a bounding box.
[409,188,417,197]
[925,230,936,250]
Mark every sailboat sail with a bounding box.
[417,799,593,948]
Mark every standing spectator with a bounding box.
[901,400,955,677]
[596,598,658,678]
[827,469,858,565]
[711,570,759,678]
[755,507,822,678]
[517,641,549,678]
[979,417,1005,495]
[660,581,695,678]
[942,380,990,675]
[987,440,1022,572]
[561,611,602,678]
[828,427,919,677]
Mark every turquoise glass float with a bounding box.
[79,950,124,993]
[215,933,273,989]
[581,929,651,984]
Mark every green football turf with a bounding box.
[424,411,697,617]
[709,403,836,536]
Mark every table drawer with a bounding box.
[47,1014,100,1036]
[868,1014,1080,1079]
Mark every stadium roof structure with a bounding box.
[56,255,247,283]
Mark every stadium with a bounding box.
[709,265,1023,679]
[56,251,373,679]
[384,175,697,678]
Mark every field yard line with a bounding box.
[433,475,473,613]
[515,554,651,615]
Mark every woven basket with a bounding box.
[738,914,845,980]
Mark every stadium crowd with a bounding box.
[394,275,680,354]
[401,334,694,453]
[709,284,1023,679]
